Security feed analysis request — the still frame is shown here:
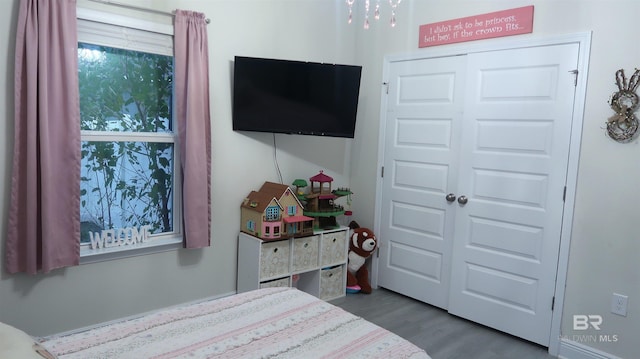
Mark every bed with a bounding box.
[22,287,430,358]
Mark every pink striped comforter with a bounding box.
[39,287,430,358]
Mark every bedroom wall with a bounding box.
[1,1,639,358]
[348,1,638,358]
[0,0,357,337]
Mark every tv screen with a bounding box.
[232,56,362,138]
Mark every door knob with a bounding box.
[457,195,468,205]
[446,193,456,202]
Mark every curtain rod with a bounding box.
[86,0,210,24]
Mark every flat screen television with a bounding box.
[232,56,362,138]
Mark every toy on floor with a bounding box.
[346,221,378,294]
[346,285,362,294]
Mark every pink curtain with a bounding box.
[174,10,212,248]
[6,0,81,274]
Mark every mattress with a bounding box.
[39,287,430,358]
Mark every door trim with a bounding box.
[372,32,592,356]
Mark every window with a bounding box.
[265,206,280,222]
[287,205,296,216]
[77,9,182,259]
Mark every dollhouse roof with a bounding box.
[241,190,282,213]
[241,182,306,213]
[283,215,314,223]
[309,171,333,183]
[259,182,293,196]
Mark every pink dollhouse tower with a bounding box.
[303,171,349,230]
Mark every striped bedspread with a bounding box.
[39,287,430,358]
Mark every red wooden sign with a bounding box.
[418,6,534,48]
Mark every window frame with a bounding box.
[287,205,296,216]
[265,206,280,222]
[77,8,183,263]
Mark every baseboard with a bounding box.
[558,339,621,359]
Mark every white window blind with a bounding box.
[77,8,173,56]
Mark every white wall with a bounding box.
[1,1,639,358]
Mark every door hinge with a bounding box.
[563,186,567,202]
[569,69,578,86]
[381,166,385,178]
[552,296,555,311]
[383,82,389,94]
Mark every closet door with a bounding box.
[376,56,466,309]
[448,43,579,346]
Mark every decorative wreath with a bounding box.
[607,68,640,143]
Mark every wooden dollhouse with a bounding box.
[240,182,314,240]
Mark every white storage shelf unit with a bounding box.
[237,227,349,301]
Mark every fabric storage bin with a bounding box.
[320,230,347,266]
[320,265,344,300]
[260,240,290,280]
[291,235,319,272]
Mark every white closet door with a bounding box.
[448,43,579,346]
[377,56,466,309]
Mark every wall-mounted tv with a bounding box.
[232,56,362,138]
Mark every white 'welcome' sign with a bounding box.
[89,225,152,249]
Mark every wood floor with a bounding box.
[330,287,556,359]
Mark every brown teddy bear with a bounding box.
[346,221,378,294]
